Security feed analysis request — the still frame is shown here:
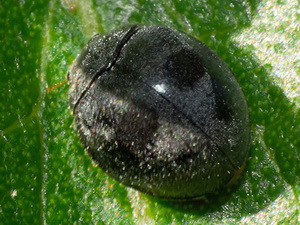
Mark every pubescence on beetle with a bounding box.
[68,25,250,200]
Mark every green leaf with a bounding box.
[1,0,299,224]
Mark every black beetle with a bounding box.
[68,25,250,200]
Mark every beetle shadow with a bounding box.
[125,0,299,220]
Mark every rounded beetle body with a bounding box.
[68,25,250,200]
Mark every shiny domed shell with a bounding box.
[68,25,250,200]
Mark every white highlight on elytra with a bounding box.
[153,83,167,93]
